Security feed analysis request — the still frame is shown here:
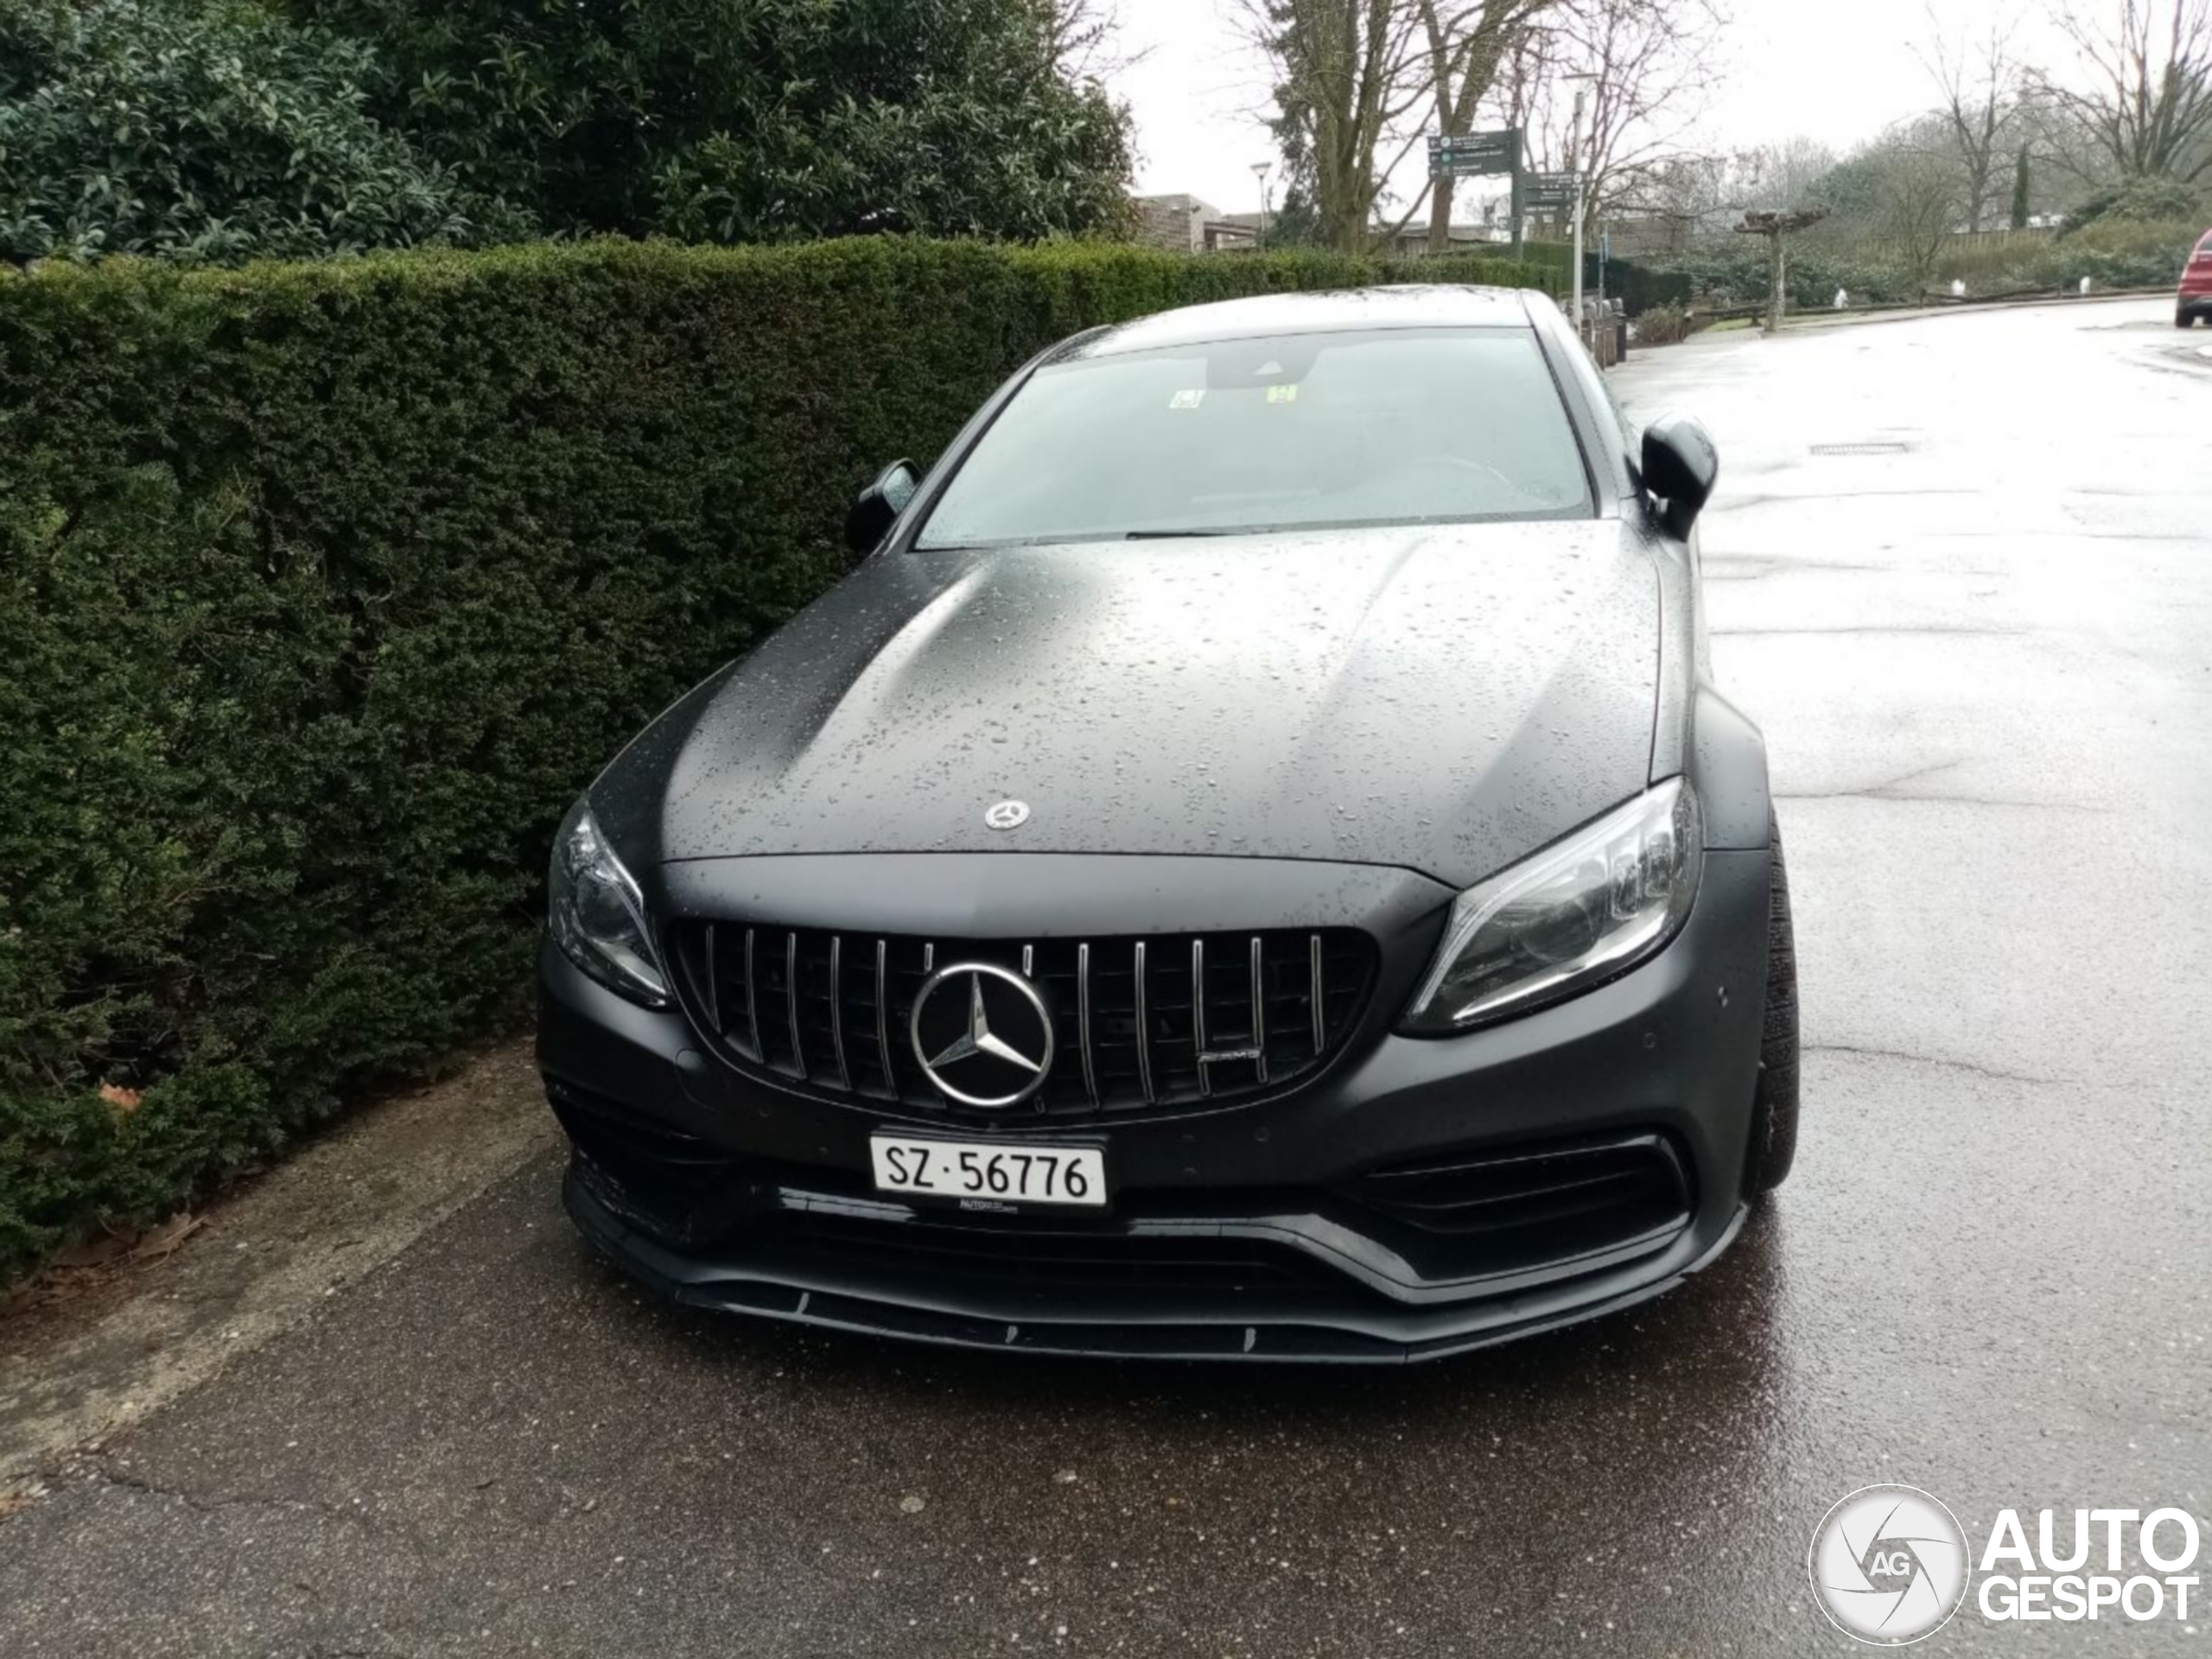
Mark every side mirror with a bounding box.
[1640,415,1719,538]
[844,460,919,556]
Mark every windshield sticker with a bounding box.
[1266,384,1299,405]
[1169,389,1205,410]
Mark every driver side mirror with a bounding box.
[845,460,919,556]
[1640,415,1719,539]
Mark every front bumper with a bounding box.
[538,849,1773,1362]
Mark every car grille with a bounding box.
[664,924,1376,1117]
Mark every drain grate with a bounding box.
[1810,442,1909,456]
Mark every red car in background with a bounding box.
[2181,229,2212,327]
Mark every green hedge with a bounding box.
[0,236,1552,1281]
[1484,241,1694,320]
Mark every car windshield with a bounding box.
[913,326,1592,549]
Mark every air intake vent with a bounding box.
[665,925,1375,1119]
[1355,1131,1693,1245]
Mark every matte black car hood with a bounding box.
[595,522,1660,891]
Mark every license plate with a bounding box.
[869,1135,1107,1210]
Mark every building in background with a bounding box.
[1134,194,1223,251]
[1135,195,1281,252]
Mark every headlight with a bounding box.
[1400,779,1700,1033]
[548,798,671,1007]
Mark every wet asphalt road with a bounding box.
[4,300,2210,1656]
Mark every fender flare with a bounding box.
[1685,686,1771,851]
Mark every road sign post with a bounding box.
[1569,88,1586,349]
[1515,172,1577,305]
[1522,173,1577,211]
[1426,129,1519,180]
[1426,129,1522,257]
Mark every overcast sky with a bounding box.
[1113,0,2073,216]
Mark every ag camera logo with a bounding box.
[1809,1485,1971,1645]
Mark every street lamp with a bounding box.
[1563,73,1598,347]
[1251,161,1273,252]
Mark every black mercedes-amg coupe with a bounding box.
[538,285,1798,1362]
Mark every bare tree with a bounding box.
[1814,120,1962,284]
[1799,117,1967,265]
[1915,10,2018,229]
[1620,137,1841,253]
[1484,0,1728,238]
[1244,0,1445,251]
[1632,153,1739,248]
[1040,0,1119,78]
[2011,84,2108,194]
[2038,0,2212,184]
[1417,0,1557,251]
[1880,131,1965,289]
[1744,137,1842,212]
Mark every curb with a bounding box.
[1630,289,2177,353]
[1782,288,2176,331]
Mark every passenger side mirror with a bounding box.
[845,461,920,556]
[1640,415,1719,539]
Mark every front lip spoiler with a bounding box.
[563,1163,1753,1365]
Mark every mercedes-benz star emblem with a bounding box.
[909,963,1055,1108]
[983,799,1030,831]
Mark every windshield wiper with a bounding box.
[1121,528,1243,540]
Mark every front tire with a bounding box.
[1748,810,1801,1194]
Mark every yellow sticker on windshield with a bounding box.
[1266,384,1299,404]
[1169,389,1205,410]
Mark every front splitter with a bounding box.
[562,1161,1753,1365]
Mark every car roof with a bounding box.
[1061,285,1540,361]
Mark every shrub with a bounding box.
[1631,302,1693,344]
[1592,256,1694,318]
[0,237,1551,1281]
[1,0,1141,264]
[1611,242,1920,311]
[0,0,524,264]
[1600,226,2200,314]
[1483,244,1691,319]
[2063,178,2209,234]
[1932,220,2197,295]
[306,0,1139,244]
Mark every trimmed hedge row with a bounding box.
[0,236,1554,1281]
[1480,240,1694,320]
